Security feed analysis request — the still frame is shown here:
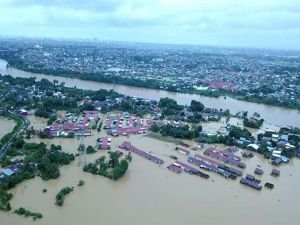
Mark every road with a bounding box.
[0,108,30,159]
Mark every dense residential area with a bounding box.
[0,38,300,109]
[0,43,300,224]
[0,74,300,189]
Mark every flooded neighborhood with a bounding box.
[0,108,300,225]
[1,47,300,225]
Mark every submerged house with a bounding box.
[271,169,280,177]
[119,141,164,165]
[167,163,183,173]
[254,167,264,175]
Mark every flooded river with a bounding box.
[1,115,300,225]
[0,59,300,127]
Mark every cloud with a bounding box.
[0,0,299,49]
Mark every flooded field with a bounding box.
[0,117,16,139]
[1,115,300,225]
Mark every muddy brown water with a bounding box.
[0,117,16,139]
[0,115,299,225]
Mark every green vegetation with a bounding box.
[42,188,47,193]
[243,117,264,129]
[198,134,234,145]
[97,121,103,132]
[0,142,75,192]
[86,145,97,154]
[2,57,300,110]
[159,97,184,116]
[0,189,13,211]
[14,207,43,220]
[83,151,131,180]
[35,108,51,118]
[77,180,85,187]
[0,112,23,149]
[190,100,204,112]
[229,126,252,140]
[47,114,57,125]
[198,126,253,146]
[186,112,203,123]
[151,124,199,139]
[145,132,182,144]
[22,143,75,180]
[55,186,74,206]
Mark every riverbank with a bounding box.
[4,59,300,111]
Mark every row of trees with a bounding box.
[151,124,201,139]
[55,186,74,206]
[14,207,43,220]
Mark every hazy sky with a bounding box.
[0,0,300,49]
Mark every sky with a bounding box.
[0,0,300,50]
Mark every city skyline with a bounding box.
[0,0,300,50]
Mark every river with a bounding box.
[0,59,299,127]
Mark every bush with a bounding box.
[55,186,74,206]
[14,207,43,220]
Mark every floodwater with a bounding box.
[0,59,300,127]
[1,115,300,225]
[0,117,16,139]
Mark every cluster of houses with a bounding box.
[188,154,243,179]
[204,147,246,169]
[246,128,299,166]
[44,111,99,137]
[167,161,209,179]
[119,141,164,165]
[97,136,112,150]
[0,159,24,181]
[104,112,151,136]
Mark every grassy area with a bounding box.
[144,132,182,145]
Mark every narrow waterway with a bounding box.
[0,59,300,127]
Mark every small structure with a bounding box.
[0,168,15,177]
[271,158,282,166]
[204,147,246,169]
[247,144,259,152]
[271,169,280,177]
[254,167,264,175]
[97,136,111,150]
[115,150,124,157]
[264,182,274,189]
[174,161,209,179]
[188,154,242,179]
[19,109,28,116]
[119,141,164,165]
[167,163,183,173]
[240,177,262,190]
[175,146,190,155]
[245,174,261,183]
[242,151,254,158]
